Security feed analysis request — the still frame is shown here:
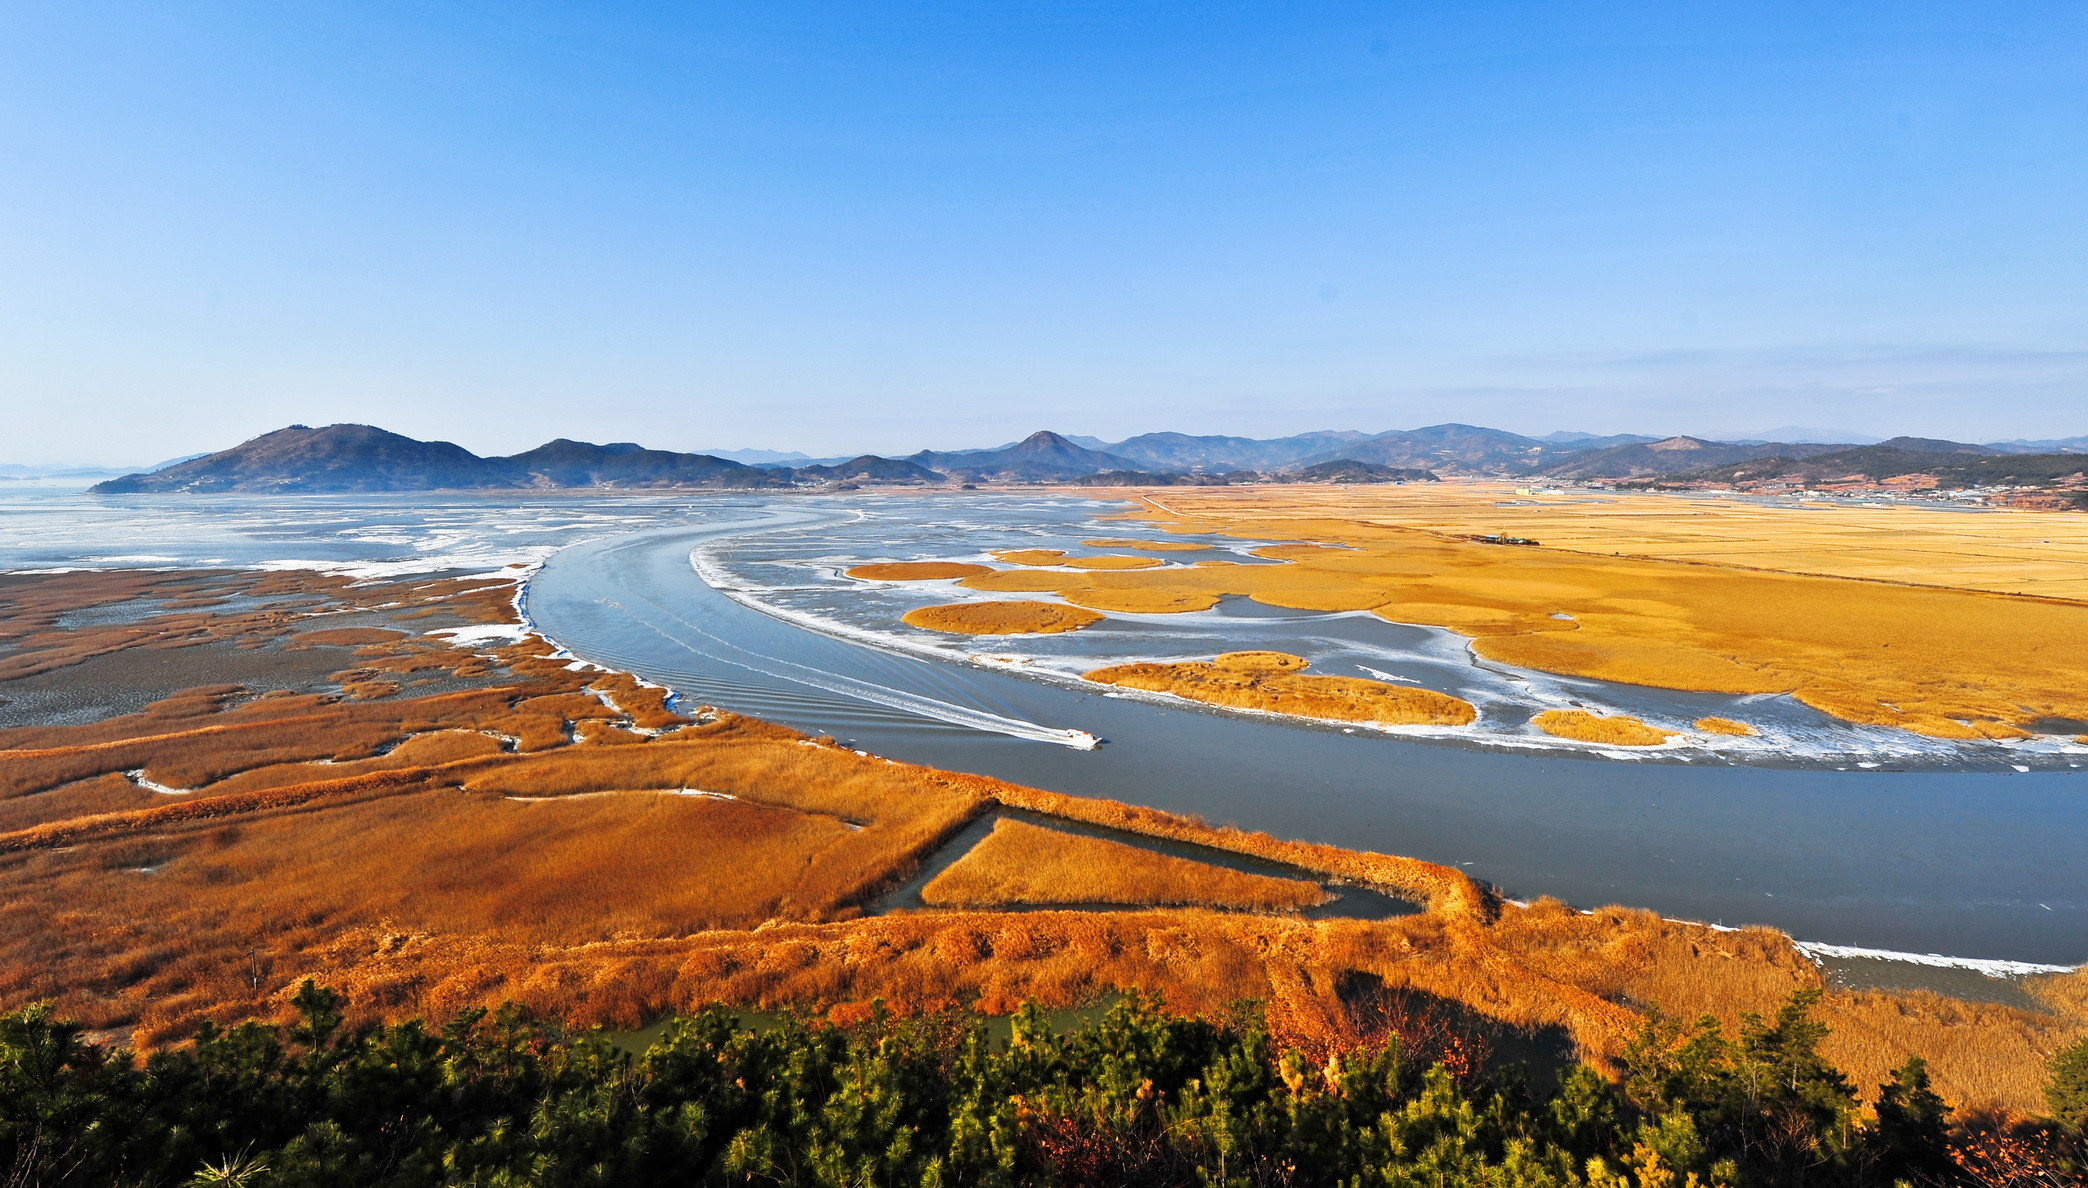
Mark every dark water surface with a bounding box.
[524,512,2088,966]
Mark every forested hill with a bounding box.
[88,425,944,493]
[89,425,787,493]
[1665,445,2088,491]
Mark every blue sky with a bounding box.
[3,2,2084,463]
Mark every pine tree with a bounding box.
[1869,1056,1954,1185]
[2048,1036,2088,1131]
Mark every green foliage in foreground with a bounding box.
[0,984,2079,1187]
[2048,1034,2088,1132]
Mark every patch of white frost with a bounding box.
[124,769,193,795]
[426,624,534,648]
[1792,941,2074,979]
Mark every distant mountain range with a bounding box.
[1698,426,1886,446]
[1539,436,1851,481]
[1,453,208,481]
[1644,441,2088,493]
[1060,430,1378,472]
[694,447,818,466]
[79,422,2088,494]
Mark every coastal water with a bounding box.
[6,488,2085,965]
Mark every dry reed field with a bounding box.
[901,600,1105,634]
[930,488,2088,739]
[918,818,1330,911]
[992,548,1082,565]
[0,568,2079,1116]
[1084,649,1479,727]
[0,566,516,695]
[1530,709,1676,747]
[990,548,1165,569]
[1082,537,1212,551]
[1152,480,2088,601]
[1063,555,1165,569]
[843,561,995,581]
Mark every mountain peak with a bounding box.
[1012,430,1076,449]
[909,430,1132,480]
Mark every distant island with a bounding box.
[88,424,942,494]
[84,421,2088,505]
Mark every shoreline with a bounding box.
[686,517,2088,772]
[0,551,2080,1108]
[518,531,2085,976]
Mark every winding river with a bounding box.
[523,505,2088,967]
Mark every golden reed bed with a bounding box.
[1531,709,1675,747]
[0,568,2081,1112]
[1082,537,1212,551]
[1084,650,1478,727]
[919,818,1329,911]
[934,485,2088,740]
[1153,480,2088,601]
[993,548,1165,569]
[901,600,1105,634]
[844,561,994,581]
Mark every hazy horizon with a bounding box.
[4,3,2084,465]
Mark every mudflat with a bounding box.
[0,565,2082,1111]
